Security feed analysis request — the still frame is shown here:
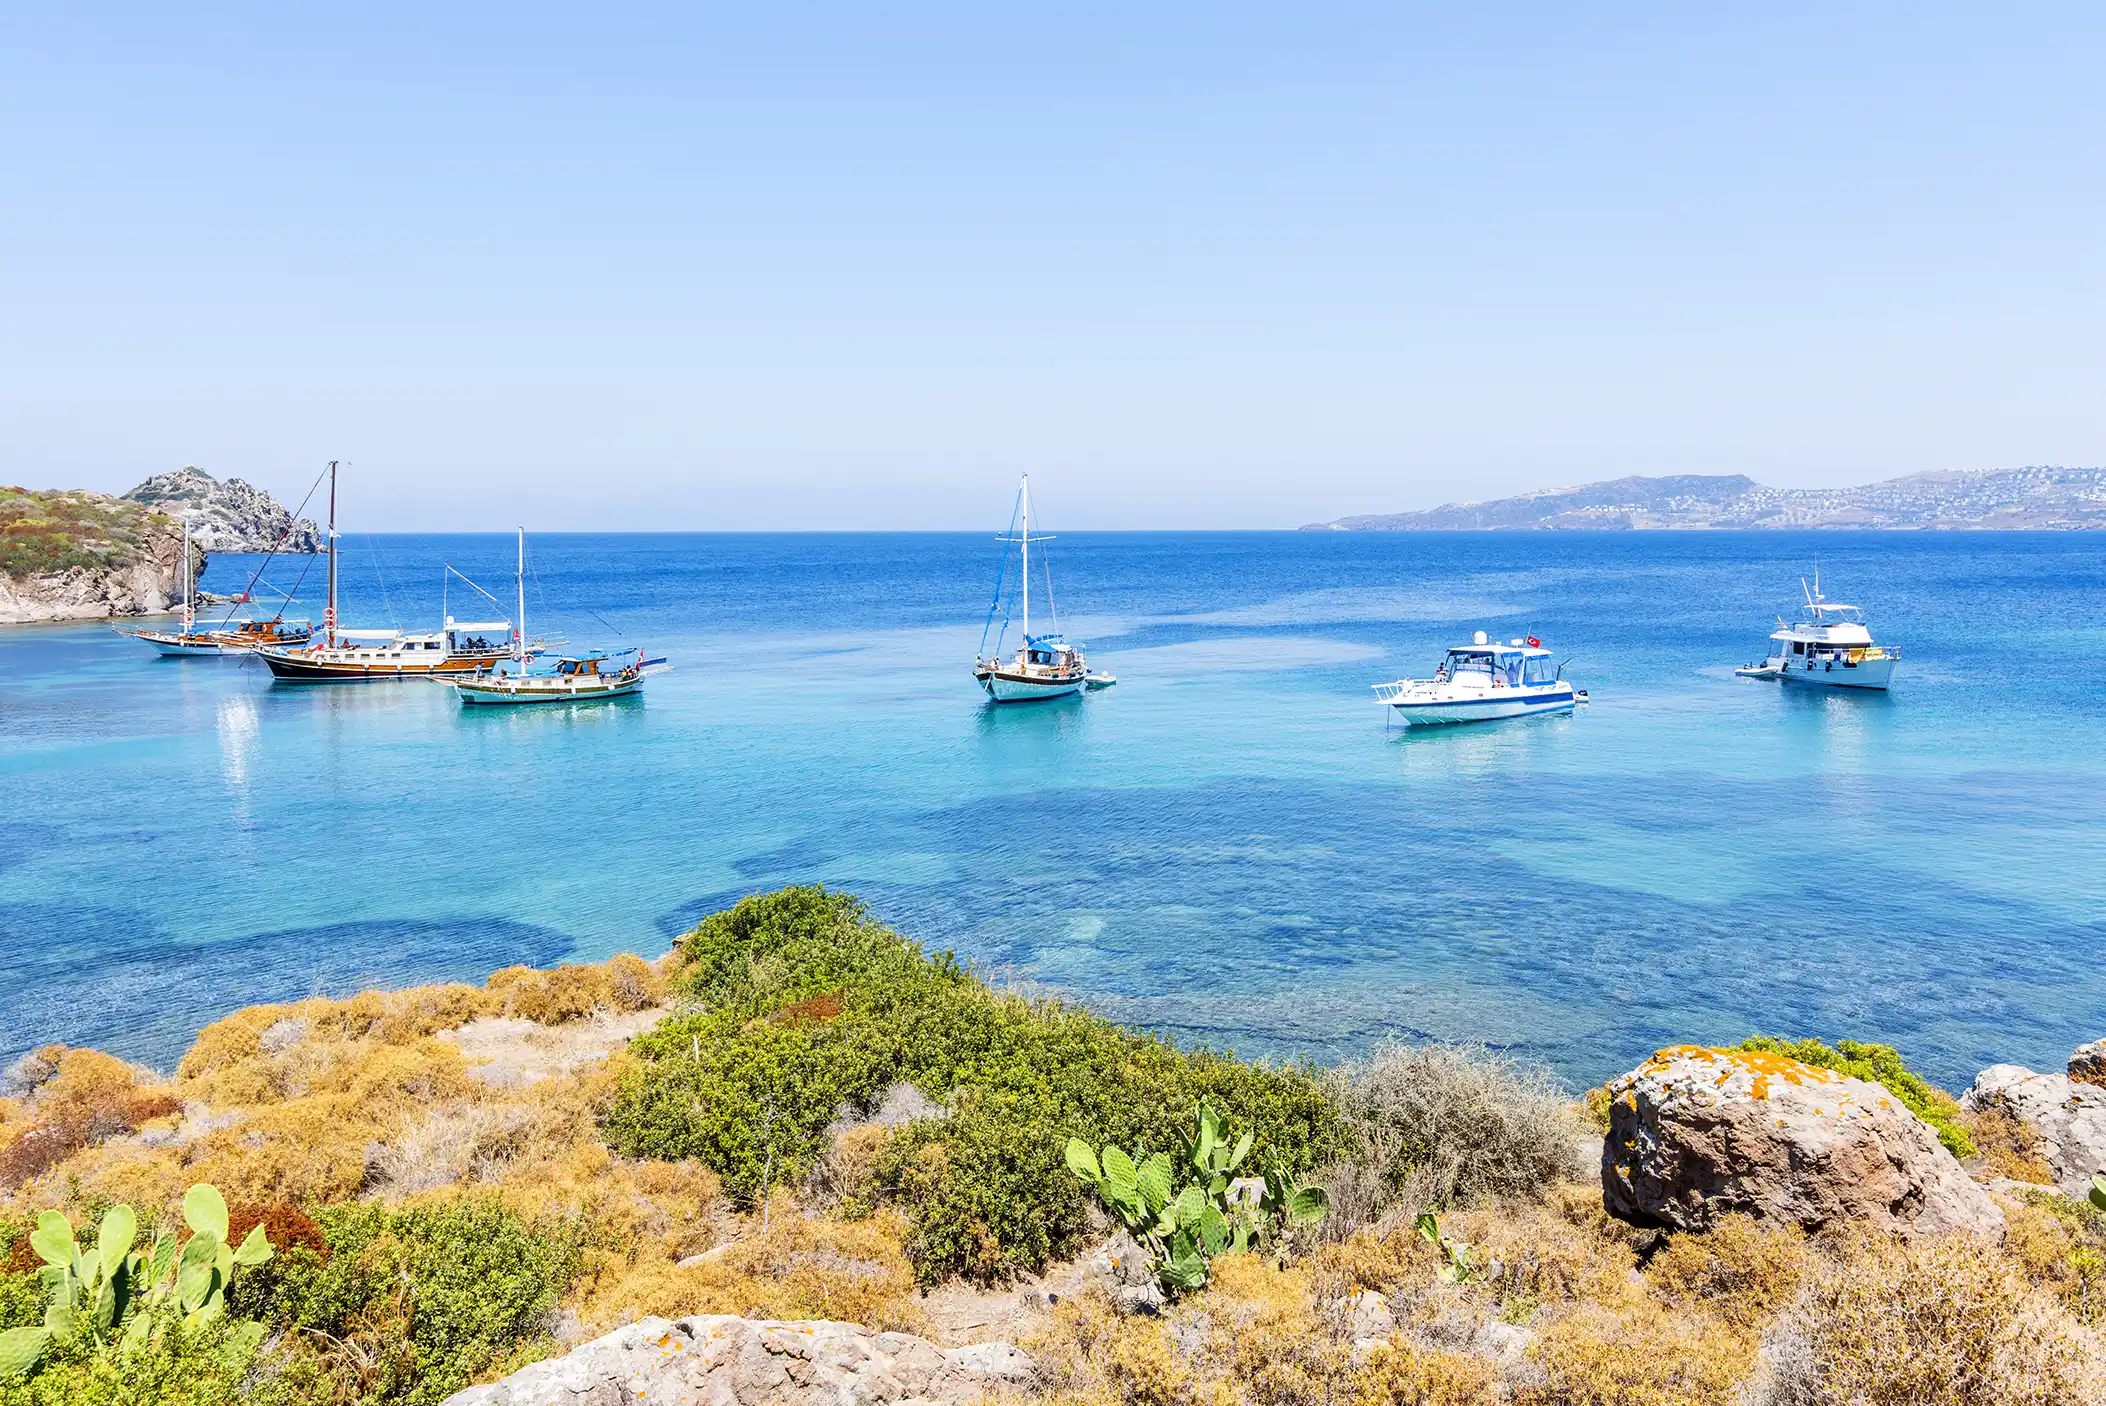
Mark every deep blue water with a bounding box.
[4,530,2103,1091]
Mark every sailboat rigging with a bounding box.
[438,528,668,706]
[253,461,513,681]
[972,475,1111,701]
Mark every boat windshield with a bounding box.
[1443,650,1495,677]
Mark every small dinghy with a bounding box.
[1085,671,1117,689]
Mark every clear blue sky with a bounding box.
[4,4,2102,529]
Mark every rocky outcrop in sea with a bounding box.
[123,465,321,553]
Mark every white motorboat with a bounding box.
[973,475,1094,703]
[1735,575,1899,690]
[1372,632,1584,726]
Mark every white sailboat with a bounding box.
[439,529,667,705]
[115,515,219,654]
[972,476,1106,702]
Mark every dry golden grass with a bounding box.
[1519,1298,1752,1406]
[570,1193,924,1335]
[1776,1226,2106,1406]
[1967,1105,2058,1185]
[1645,1215,1811,1328]
[2003,1194,2106,1324]
[1356,1340,1499,1406]
[0,953,675,1219]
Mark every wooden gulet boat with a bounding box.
[254,461,513,682]
[439,529,668,706]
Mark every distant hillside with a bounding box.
[1305,466,2106,530]
[124,465,320,552]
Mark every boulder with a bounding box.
[1961,1064,2106,1199]
[440,1314,1034,1406]
[2070,1040,2106,1088]
[1602,1045,2001,1238]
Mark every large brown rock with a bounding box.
[2070,1040,2106,1088]
[1602,1045,2002,1238]
[441,1314,1034,1406]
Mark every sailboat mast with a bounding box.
[515,528,526,665]
[1020,475,1030,644]
[325,460,338,647]
[180,515,192,631]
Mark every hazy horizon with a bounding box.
[6,5,2103,530]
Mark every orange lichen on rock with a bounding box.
[1633,1046,1842,1102]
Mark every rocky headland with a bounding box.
[2,889,2103,1406]
[123,465,321,553]
[1,469,315,625]
[1306,465,2106,531]
[0,486,203,625]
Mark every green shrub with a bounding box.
[238,1197,584,1406]
[1737,1035,1976,1159]
[604,887,1344,1284]
[0,1314,271,1406]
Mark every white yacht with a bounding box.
[1372,632,1583,725]
[1735,576,1899,690]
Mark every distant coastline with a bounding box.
[1304,466,2106,531]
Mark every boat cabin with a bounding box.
[1016,634,1080,670]
[1437,642,1559,689]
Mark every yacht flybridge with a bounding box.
[1372,632,1584,726]
[972,476,1113,702]
[1735,574,1899,690]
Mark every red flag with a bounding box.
[1526,636,1541,647]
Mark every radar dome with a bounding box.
[1472,630,1488,645]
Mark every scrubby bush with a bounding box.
[0,1313,274,1406]
[1645,1215,1811,1328]
[571,1194,920,1333]
[241,1197,585,1406]
[1736,1036,1975,1159]
[1763,1226,2106,1406]
[604,887,1343,1283]
[1319,1042,1584,1232]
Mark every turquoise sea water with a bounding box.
[4,531,2103,1090]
